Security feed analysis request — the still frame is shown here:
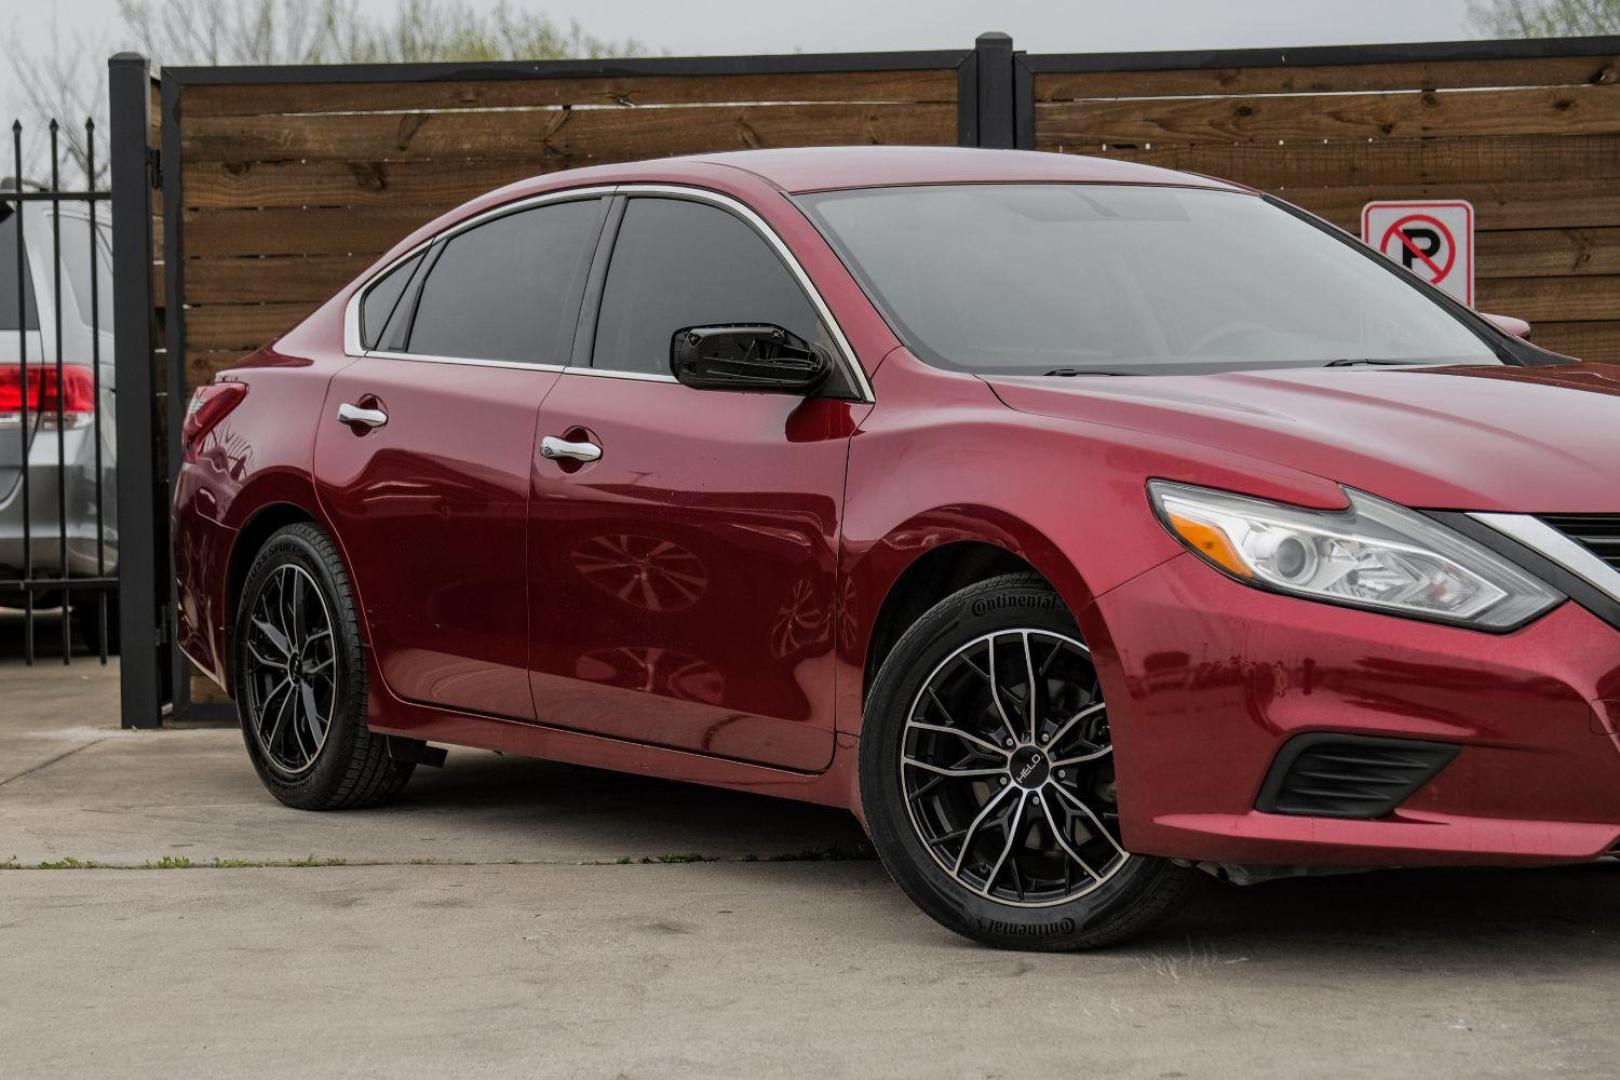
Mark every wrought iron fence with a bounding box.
[1,117,117,666]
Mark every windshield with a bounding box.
[798,184,1501,375]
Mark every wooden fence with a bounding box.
[158,34,1620,392]
[165,48,980,386]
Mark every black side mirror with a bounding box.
[670,325,830,395]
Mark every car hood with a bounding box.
[986,362,1620,513]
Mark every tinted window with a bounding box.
[360,251,422,350]
[0,207,39,331]
[60,215,114,331]
[801,184,1499,375]
[407,198,602,363]
[593,198,823,375]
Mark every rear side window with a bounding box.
[0,208,40,331]
[592,197,824,376]
[359,251,422,350]
[405,198,603,364]
[59,215,114,331]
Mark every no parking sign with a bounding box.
[1362,201,1474,305]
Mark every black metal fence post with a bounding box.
[109,53,163,729]
[1013,52,1035,150]
[160,71,187,719]
[973,32,1016,149]
[956,42,979,147]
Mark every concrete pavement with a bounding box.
[3,632,1619,1079]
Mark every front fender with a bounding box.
[835,350,1344,738]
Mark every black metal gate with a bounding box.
[2,116,117,667]
[3,57,177,734]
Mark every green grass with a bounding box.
[646,852,715,864]
[0,848,878,871]
[766,842,876,863]
[0,855,353,870]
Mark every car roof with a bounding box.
[679,146,1243,195]
[348,146,1250,306]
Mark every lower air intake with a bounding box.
[1256,734,1460,820]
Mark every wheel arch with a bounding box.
[851,508,1102,716]
[222,499,363,684]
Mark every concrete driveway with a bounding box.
[3,628,1619,1079]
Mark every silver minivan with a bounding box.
[0,197,117,647]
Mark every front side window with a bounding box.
[0,207,40,332]
[592,197,827,376]
[405,197,603,363]
[800,184,1501,376]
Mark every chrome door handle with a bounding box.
[540,435,602,463]
[337,402,388,428]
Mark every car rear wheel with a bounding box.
[859,572,1196,950]
[233,522,413,810]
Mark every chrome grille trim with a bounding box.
[1469,512,1620,606]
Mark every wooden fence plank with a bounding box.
[1530,321,1620,363]
[1476,229,1620,278]
[1475,275,1620,322]
[183,69,959,117]
[186,254,375,303]
[1085,135,1620,189]
[186,301,322,350]
[181,102,957,163]
[1034,53,1619,100]
[1274,179,1620,232]
[184,205,441,258]
[185,349,254,384]
[182,159,556,211]
[1033,83,1620,147]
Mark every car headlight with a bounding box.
[1148,480,1562,629]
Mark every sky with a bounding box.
[3,0,1483,159]
[11,0,1483,58]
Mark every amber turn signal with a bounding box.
[1165,510,1255,579]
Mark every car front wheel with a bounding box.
[233,522,413,810]
[859,572,1196,950]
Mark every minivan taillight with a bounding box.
[183,382,247,451]
[0,364,97,429]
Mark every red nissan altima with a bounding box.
[174,147,1620,949]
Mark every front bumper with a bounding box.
[1090,552,1620,867]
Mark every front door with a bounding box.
[315,194,605,720]
[527,194,866,771]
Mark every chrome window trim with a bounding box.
[342,181,875,402]
[560,366,678,384]
[1469,512,1620,606]
[360,352,567,372]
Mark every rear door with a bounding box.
[315,193,607,720]
[526,192,867,771]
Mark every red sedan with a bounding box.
[173,147,1620,950]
